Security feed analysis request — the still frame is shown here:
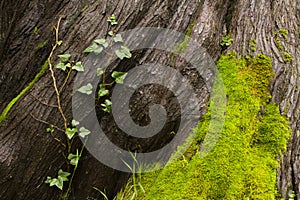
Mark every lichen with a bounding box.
[122,53,291,200]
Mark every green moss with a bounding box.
[33,27,39,35]
[279,29,288,40]
[125,53,290,200]
[221,34,233,47]
[274,32,283,51]
[250,39,257,52]
[284,51,292,62]
[0,60,49,124]
[35,40,49,50]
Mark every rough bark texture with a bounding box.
[0,0,299,199]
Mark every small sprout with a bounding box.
[46,125,54,133]
[101,99,112,113]
[115,46,132,60]
[79,127,91,138]
[73,61,84,72]
[77,83,93,95]
[97,68,104,76]
[58,53,71,62]
[111,71,127,84]
[98,84,109,98]
[107,14,118,25]
[66,127,77,139]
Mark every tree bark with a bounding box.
[0,0,299,199]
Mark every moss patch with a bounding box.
[0,60,48,124]
[123,53,290,200]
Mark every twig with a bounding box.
[30,93,58,108]
[30,113,66,149]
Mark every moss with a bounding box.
[250,39,257,52]
[32,26,39,35]
[274,32,283,51]
[35,40,49,50]
[0,60,49,124]
[124,53,291,200]
[284,51,292,62]
[279,29,288,40]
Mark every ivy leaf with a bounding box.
[94,38,108,48]
[101,99,112,113]
[55,62,67,71]
[113,34,123,43]
[83,43,103,55]
[111,71,127,84]
[72,120,79,127]
[66,127,77,140]
[77,83,93,95]
[55,62,71,71]
[56,40,63,46]
[45,169,70,190]
[58,169,70,181]
[97,68,104,76]
[68,150,79,166]
[115,46,132,60]
[79,127,91,138]
[108,31,114,36]
[98,84,109,98]
[73,62,84,72]
[58,53,71,62]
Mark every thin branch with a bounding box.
[29,93,58,108]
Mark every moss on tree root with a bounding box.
[121,53,291,200]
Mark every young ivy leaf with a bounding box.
[56,62,71,71]
[58,53,71,63]
[77,83,93,95]
[108,31,114,36]
[68,150,79,166]
[58,169,70,181]
[83,43,103,55]
[45,177,63,190]
[101,99,112,113]
[79,127,91,138]
[97,68,104,76]
[45,169,70,190]
[73,61,84,72]
[113,34,123,43]
[66,127,77,140]
[56,40,63,46]
[115,46,132,60]
[111,71,128,84]
[94,38,109,48]
[98,84,109,98]
[72,119,79,127]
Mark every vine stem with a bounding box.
[47,17,72,154]
[48,16,68,131]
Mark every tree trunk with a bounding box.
[0,0,299,199]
